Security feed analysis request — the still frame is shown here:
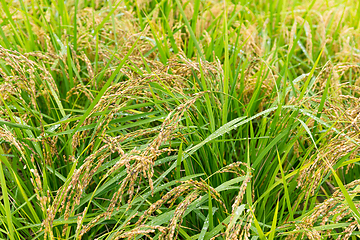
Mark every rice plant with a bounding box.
[0,0,360,239]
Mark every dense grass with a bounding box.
[1,0,360,239]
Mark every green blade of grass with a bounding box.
[0,154,15,240]
[174,0,204,60]
[268,200,279,240]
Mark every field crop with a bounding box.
[0,0,360,239]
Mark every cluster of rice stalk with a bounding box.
[285,179,360,239]
[1,0,360,239]
[296,69,360,193]
[215,163,253,240]
[0,28,224,238]
[0,46,57,108]
[132,179,225,239]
